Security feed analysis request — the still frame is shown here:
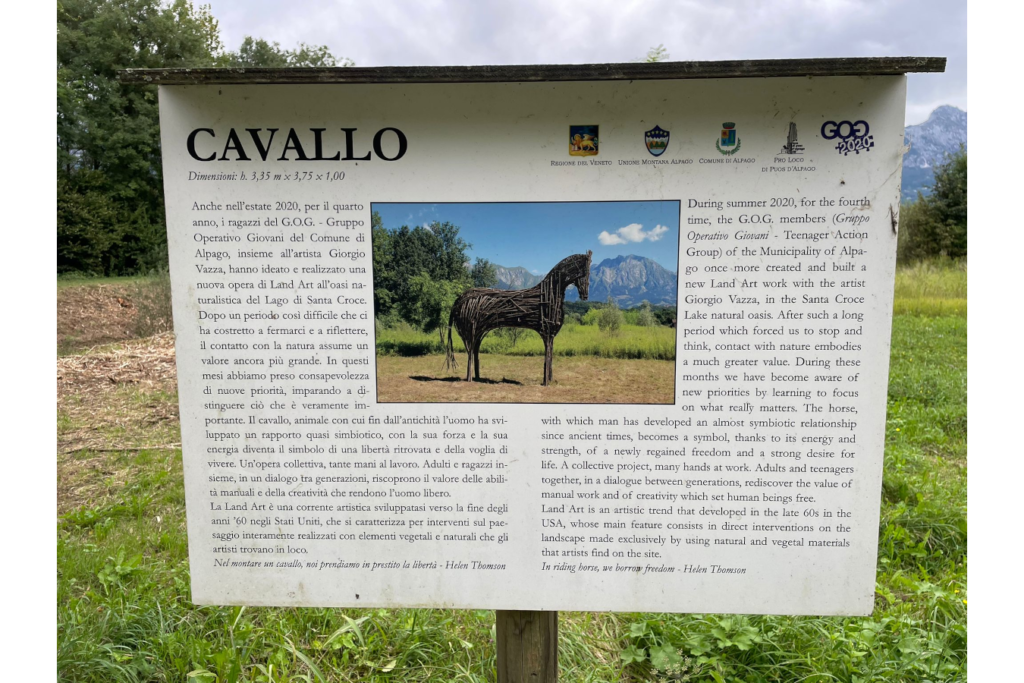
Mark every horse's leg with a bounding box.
[542,336,552,386]
[549,337,555,383]
[465,334,474,382]
[474,337,482,380]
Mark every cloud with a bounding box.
[598,223,669,245]
[207,0,965,125]
[598,231,627,245]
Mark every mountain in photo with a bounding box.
[902,105,967,201]
[494,255,677,307]
[574,255,677,307]
[493,265,543,290]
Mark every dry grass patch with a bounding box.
[57,334,181,514]
[57,282,141,354]
[57,332,179,453]
[57,275,173,355]
[377,354,675,404]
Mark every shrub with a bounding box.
[132,270,173,338]
[493,326,526,348]
[581,308,602,326]
[598,298,624,332]
[636,300,656,327]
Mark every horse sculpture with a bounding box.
[443,251,592,385]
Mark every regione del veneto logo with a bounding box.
[569,125,599,156]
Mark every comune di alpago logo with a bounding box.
[821,120,874,156]
[716,122,741,155]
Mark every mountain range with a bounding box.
[492,265,542,290]
[493,255,677,308]
[902,105,967,201]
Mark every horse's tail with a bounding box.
[442,305,458,372]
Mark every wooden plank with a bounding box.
[496,610,558,683]
[118,57,945,85]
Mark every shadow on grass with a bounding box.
[377,341,442,356]
[409,375,523,385]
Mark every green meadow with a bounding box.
[376,322,678,362]
[58,260,966,682]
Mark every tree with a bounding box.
[370,212,394,316]
[58,0,222,274]
[402,273,470,333]
[637,300,656,327]
[427,221,474,282]
[217,37,352,68]
[389,222,472,321]
[653,306,676,327]
[927,146,967,256]
[494,326,526,348]
[897,146,967,262]
[471,258,498,288]
[582,308,602,326]
[643,45,670,62]
[598,298,624,332]
[371,215,474,326]
[57,1,351,274]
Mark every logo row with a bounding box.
[568,121,874,158]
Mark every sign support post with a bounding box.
[496,610,558,683]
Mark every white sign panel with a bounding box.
[159,74,905,614]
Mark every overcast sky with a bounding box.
[207,0,965,125]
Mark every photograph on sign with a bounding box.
[372,201,680,404]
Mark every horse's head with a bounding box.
[574,250,592,301]
[549,251,592,300]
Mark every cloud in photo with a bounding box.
[598,223,669,246]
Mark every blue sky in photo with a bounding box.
[372,201,680,274]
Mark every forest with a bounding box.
[57,0,350,275]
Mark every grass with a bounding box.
[377,323,677,361]
[56,261,967,682]
[376,354,675,404]
[892,259,966,317]
[58,273,149,289]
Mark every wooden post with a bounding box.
[496,610,558,683]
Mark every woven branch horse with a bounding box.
[443,251,592,385]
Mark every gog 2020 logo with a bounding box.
[821,120,874,156]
